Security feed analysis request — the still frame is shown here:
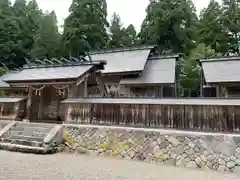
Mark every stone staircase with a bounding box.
[0,122,63,154]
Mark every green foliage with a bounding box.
[108,13,138,48]
[198,0,229,54]
[30,11,61,60]
[62,0,109,56]
[180,43,216,92]
[139,0,198,54]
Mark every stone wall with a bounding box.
[64,125,240,173]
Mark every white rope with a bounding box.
[52,85,69,96]
[29,85,46,95]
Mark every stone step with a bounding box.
[16,123,55,129]
[6,130,48,137]
[2,134,45,142]
[0,142,56,154]
[2,138,43,147]
[11,126,53,133]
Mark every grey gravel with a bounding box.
[0,151,239,180]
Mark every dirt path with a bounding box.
[0,151,239,180]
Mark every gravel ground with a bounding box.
[0,151,239,180]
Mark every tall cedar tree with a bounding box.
[62,0,109,56]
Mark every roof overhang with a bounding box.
[0,97,26,103]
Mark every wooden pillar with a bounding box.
[200,68,204,97]
[69,84,78,97]
[0,104,4,116]
[225,87,228,98]
[216,85,219,98]
[65,104,72,123]
[13,102,20,121]
[96,76,105,97]
[160,86,163,98]
[84,76,88,97]
[27,88,32,120]
[38,93,44,120]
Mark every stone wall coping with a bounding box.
[0,121,16,137]
[64,123,240,137]
[44,125,63,144]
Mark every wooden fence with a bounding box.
[63,98,240,132]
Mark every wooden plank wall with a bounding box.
[68,103,240,132]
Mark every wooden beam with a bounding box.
[76,73,90,86]
[9,81,75,87]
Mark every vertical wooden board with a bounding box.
[235,106,240,131]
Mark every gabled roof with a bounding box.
[120,55,178,85]
[200,56,240,83]
[2,61,105,83]
[87,46,156,75]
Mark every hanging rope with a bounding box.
[29,85,46,96]
[52,85,69,96]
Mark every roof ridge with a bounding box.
[200,55,240,63]
[21,61,105,70]
[89,45,156,55]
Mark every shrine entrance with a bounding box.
[28,84,69,123]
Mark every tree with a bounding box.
[62,0,109,56]
[122,24,138,46]
[222,0,240,54]
[108,13,138,48]
[108,12,124,48]
[30,11,61,60]
[198,0,229,54]
[180,43,217,96]
[139,0,198,54]
[0,0,20,69]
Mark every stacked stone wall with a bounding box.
[64,125,240,173]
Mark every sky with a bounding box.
[13,0,222,32]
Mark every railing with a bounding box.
[62,98,240,132]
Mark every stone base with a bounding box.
[63,124,240,173]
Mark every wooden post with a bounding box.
[0,103,4,116]
[200,68,203,97]
[27,88,32,120]
[38,92,44,120]
[160,86,163,98]
[65,104,72,123]
[96,76,105,97]
[84,76,88,97]
[216,85,219,98]
[13,102,20,121]
[225,87,228,98]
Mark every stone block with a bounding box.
[167,136,180,147]
[186,161,197,169]
[226,161,236,169]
